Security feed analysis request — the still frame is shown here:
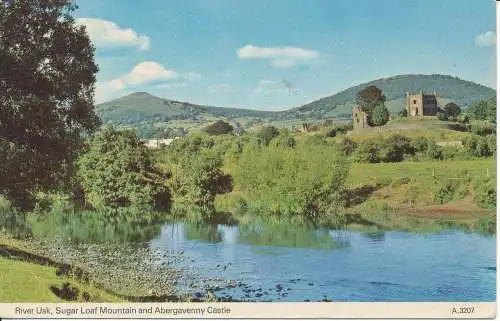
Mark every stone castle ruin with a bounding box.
[405,91,439,117]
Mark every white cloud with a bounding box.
[76,17,150,51]
[155,82,188,89]
[237,45,319,68]
[475,31,496,47]
[124,61,177,85]
[96,62,203,102]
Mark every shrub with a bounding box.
[355,140,381,163]
[169,151,228,221]
[339,137,357,156]
[486,135,496,155]
[77,126,170,212]
[231,145,351,227]
[437,112,447,121]
[427,141,443,160]
[470,120,494,136]
[474,178,496,209]
[412,136,429,152]
[326,128,337,137]
[202,120,234,136]
[256,126,280,147]
[443,102,461,120]
[371,103,390,126]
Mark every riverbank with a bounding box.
[0,233,193,302]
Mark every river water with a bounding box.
[1,211,495,302]
[149,223,496,302]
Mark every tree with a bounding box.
[256,126,280,147]
[398,108,408,118]
[355,86,386,114]
[371,103,390,126]
[202,120,234,136]
[77,126,170,212]
[0,0,100,207]
[467,98,496,123]
[443,102,461,120]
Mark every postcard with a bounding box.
[0,0,497,319]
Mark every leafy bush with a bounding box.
[443,102,461,120]
[339,137,357,156]
[426,141,443,160]
[270,131,296,148]
[486,135,496,155]
[231,144,351,227]
[202,120,234,136]
[326,128,337,137]
[473,178,496,209]
[256,126,280,147]
[437,112,447,121]
[371,103,390,126]
[412,136,429,152]
[168,151,229,221]
[355,140,381,163]
[77,126,170,213]
[469,120,494,136]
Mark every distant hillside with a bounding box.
[95,74,495,133]
[280,74,496,119]
[96,92,274,125]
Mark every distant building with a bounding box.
[142,137,178,149]
[352,107,369,130]
[405,91,439,117]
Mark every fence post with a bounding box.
[432,168,435,178]
[487,168,489,178]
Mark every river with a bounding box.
[1,211,496,302]
[148,223,496,302]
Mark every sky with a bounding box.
[74,0,497,110]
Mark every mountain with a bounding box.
[96,92,274,126]
[95,74,495,131]
[280,74,496,120]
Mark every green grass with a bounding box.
[0,257,122,302]
[345,159,496,233]
[348,159,495,187]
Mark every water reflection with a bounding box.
[0,210,165,244]
[156,222,351,250]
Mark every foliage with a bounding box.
[437,112,447,121]
[469,120,494,136]
[168,151,228,221]
[461,135,494,158]
[256,126,280,147]
[231,144,351,227]
[202,120,234,136]
[339,137,357,156]
[270,129,296,148]
[77,126,170,212]
[0,0,100,207]
[426,141,444,160]
[371,103,390,126]
[412,136,429,152]
[443,102,461,120]
[473,177,496,209]
[355,85,386,114]
[466,97,496,123]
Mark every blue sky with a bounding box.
[74,0,496,110]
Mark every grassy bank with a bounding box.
[0,234,122,302]
[345,159,496,233]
